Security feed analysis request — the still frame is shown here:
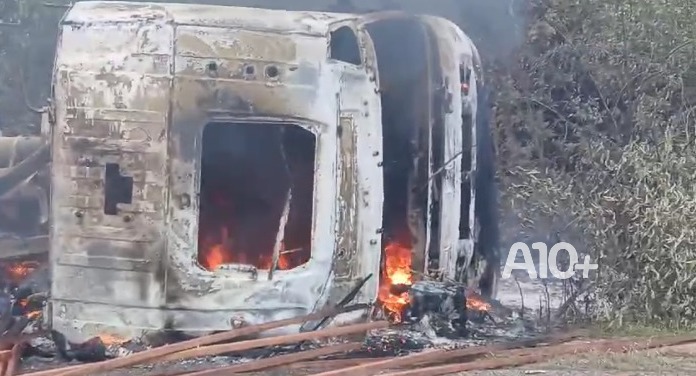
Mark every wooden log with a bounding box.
[159,320,387,362]
[288,357,387,370]
[308,349,444,376]
[0,350,11,361]
[306,330,587,376]
[0,318,36,376]
[380,336,696,376]
[0,349,11,376]
[49,304,369,376]
[179,342,363,376]
[4,343,24,376]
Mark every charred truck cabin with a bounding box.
[48,1,497,342]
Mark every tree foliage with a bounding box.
[494,0,696,327]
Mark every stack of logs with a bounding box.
[6,304,695,376]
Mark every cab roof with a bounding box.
[63,1,358,36]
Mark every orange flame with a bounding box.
[98,334,128,346]
[378,242,413,322]
[2,261,38,284]
[466,289,492,312]
[200,226,292,271]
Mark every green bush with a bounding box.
[494,0,696,326]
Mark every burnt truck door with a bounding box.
[358,13,445,279]
[418,16,480,282]
[358,12,478,283]
[319,23,384,316]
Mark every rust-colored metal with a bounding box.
[52,305,367,376]
[158,321,387,362]
[178,342,363,376]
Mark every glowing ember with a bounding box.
[2,261,39,284]
[199,226,292,271]
[98,334,128,346]
[466,289,492,312]
[378,242,413,322]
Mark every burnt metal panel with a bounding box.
[420,15,478,281]
[164,24,335,299]
[47,1,480,343]
[50,19,174,340]
[334,114,359,279]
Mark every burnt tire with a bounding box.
[473,82,500,299]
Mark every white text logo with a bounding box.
[501,242,597,280]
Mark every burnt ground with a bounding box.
[16,265,696,375]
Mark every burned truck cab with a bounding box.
[48,1,485,342]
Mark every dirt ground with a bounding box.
[467,345,696,376]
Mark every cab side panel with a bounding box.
[50,20,173,338]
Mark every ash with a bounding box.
[361,273,555,356]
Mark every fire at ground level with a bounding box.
[192,118,486,322]
[0,256,577,376]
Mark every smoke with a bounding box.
[454,0,530,60]
[224,0,529,60]
[335,0,530,61]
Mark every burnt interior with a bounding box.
[197,122,315,272]
[366,18,433,278]
[329,26,362,65]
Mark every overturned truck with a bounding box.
[43,1,500,342]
